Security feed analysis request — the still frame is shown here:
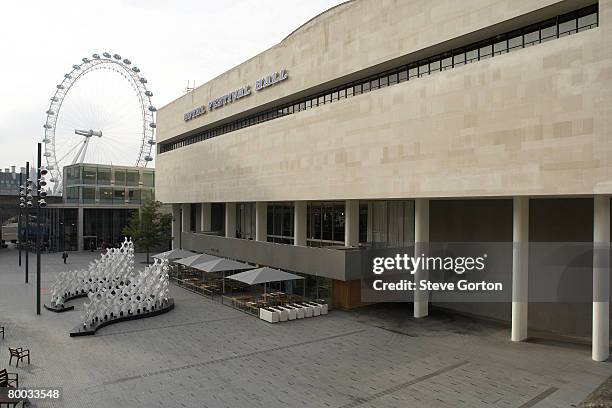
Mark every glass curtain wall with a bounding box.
[307,201,345,247]
[236,202,256,240]
[366,200,415,248]
[267,202,294,244]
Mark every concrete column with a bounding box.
[255,202,267,242]
[511,196,529,342]
[345,200,359,247]
[77,206,84,251]
[225,202,236,238]
[294,201,307,246]
[200,203,211,232]
[181,203,191,232]
[171,204,181,249]
[593,195,610,362]
[414,198,429,318]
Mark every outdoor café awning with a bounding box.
[227,267,304,285]
[192,258,253,273]
[152,249,195,261]
[175,253,220,267]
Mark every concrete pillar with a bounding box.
[255,202,267,242]
[593,195,610,362]
[77,206,84,251]
[414,198,429,318]
[171,204,181,249]
[345,200,359,247]
[294,201,307,246]
[200,203,211,232]
[181,203,191,232]
[225,202,236,238]
[511,196,529,342]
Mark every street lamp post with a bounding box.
[24,161,31,284]
[18,171,23,267]
[36,142,48,316]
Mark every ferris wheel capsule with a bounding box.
[51,97,59,102]
[92,53,100,59]
[43,151,51,157]
[72,64,81,70]
[144,155,153,161]
[103,52,111,58]
[43,124,52,129]
[132,67,140,73]
[145,91,153,97]
[149,123,156,128]
[113,54,121,60]
[46,110,55,115]
[148,106,157,112]
[123,59,131,65]
[56,84,65,90]
[147,139,156,145]
[139,78,147,84]
[42,138,50,143]
[82,57,90,63]
[64,74,71,79]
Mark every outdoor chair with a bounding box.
[8,347,30,367]
[0,368,18,388]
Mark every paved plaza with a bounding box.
[0,248,609,408]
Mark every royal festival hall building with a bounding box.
[156,0,611,361]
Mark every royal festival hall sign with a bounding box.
[183,69,288,121]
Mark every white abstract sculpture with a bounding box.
[49,238,135,308]
[80,257,170,329]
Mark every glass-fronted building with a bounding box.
[45,163,155,251]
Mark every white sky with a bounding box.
[0,0,344,169]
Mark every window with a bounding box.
[114,169,126,186]
[97,167,111,185]
[66,186,79,203]
[493,39,507,55]
[82,187,95,204]
[441,56,453,70]
[409,65,418,79]
[578,11,597,31]
[82,167,96,185]
[142,172,154,187]
[559,16,577,36]
[453,50,465,67]
[429,59,441,73]
[267,202,294,244]
[236,202,256,240]
[508,31,522,49]
[479,43,493,59]
[128,189,141,204]
[523,25,540,46]
[113,188,125,203]
[99,187,112,203]
[65,166,80,186]
[418,63,429,77]
[126,170,139,186]
[465,48,478,63]
[307,202,345,247]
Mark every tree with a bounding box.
[123,199,172,263]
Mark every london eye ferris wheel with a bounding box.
[42,51,157,194]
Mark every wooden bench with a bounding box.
[8,348,30,367]
[0,369,18,388]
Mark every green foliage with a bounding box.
[122,200,172,262]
